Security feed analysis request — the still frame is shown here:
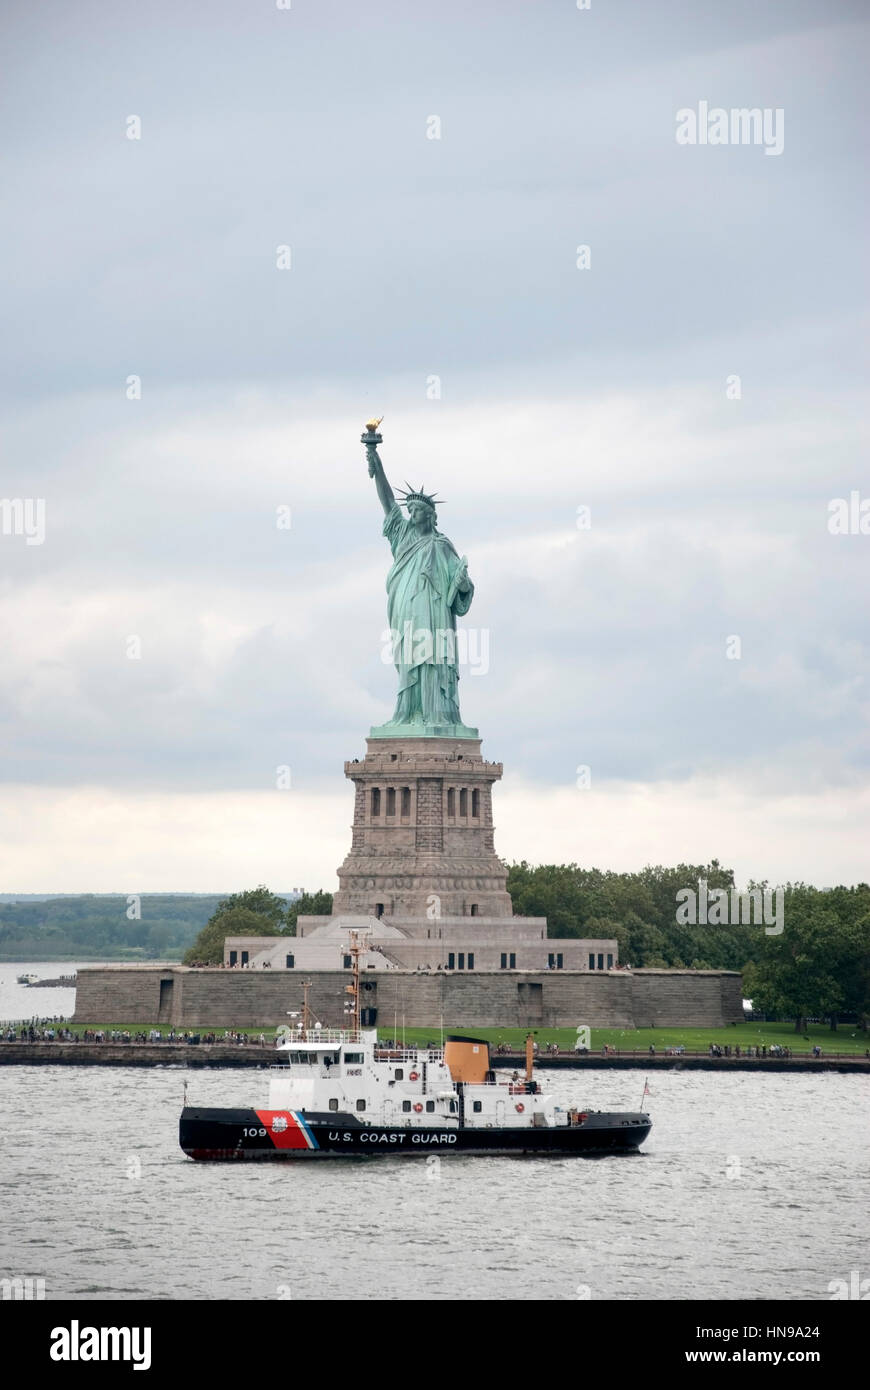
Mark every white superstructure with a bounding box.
[268,1028,572,1132]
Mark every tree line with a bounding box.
[0,894,226,961]
[6,869,867,1033]
[182,866,868,1032]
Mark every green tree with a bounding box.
[743,885,870,1031]
[622,913,667,967]
[182,886,288,965]
[505,859,740,967]
[211,885,288,927]
[284,890,334,936]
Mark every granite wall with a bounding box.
[73,965,743,1029]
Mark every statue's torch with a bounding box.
[361,416,383,477]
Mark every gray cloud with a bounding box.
[1,0,867,884]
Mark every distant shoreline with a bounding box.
[0,956,182,964]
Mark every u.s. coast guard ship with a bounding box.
[178,937,651,1161]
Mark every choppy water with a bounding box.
[0,962,77,1028]
[0,1059,867,1301]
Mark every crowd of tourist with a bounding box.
[1,1020,861,1058]
[0,1019,271,1046]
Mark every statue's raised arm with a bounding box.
[361,418,395,516]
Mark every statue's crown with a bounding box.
[397,483,443,511]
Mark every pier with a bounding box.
[0,1041,867,1072]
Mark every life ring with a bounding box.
[515,1103,525,1113]
[409,1071,419,1081]
[413,1103,423,1113]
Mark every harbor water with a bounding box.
[1,1061,867,1301]
[2,966,867,1301]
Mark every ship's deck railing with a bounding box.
[277,1028,360,1046]
[374,1047,444,1063]
[275,1029,447,1061]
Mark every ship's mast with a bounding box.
[345,929,367,1039]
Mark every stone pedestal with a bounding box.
[331,736,513,919]
[369,720,479,740]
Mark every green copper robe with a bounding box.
[382,503,474,727]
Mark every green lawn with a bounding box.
[375,1022,870,1056]
[20,1019,868,1055]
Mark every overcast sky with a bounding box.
[1,0,867,893]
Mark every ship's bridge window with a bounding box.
[288,1051,318,1064]
[344,1052,363,1064]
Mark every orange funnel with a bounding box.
[444,1035,490,1083]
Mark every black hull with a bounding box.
[179,1107,651,1159]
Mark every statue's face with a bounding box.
[408,501,435,531]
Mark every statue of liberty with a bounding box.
[362,420,477,738]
